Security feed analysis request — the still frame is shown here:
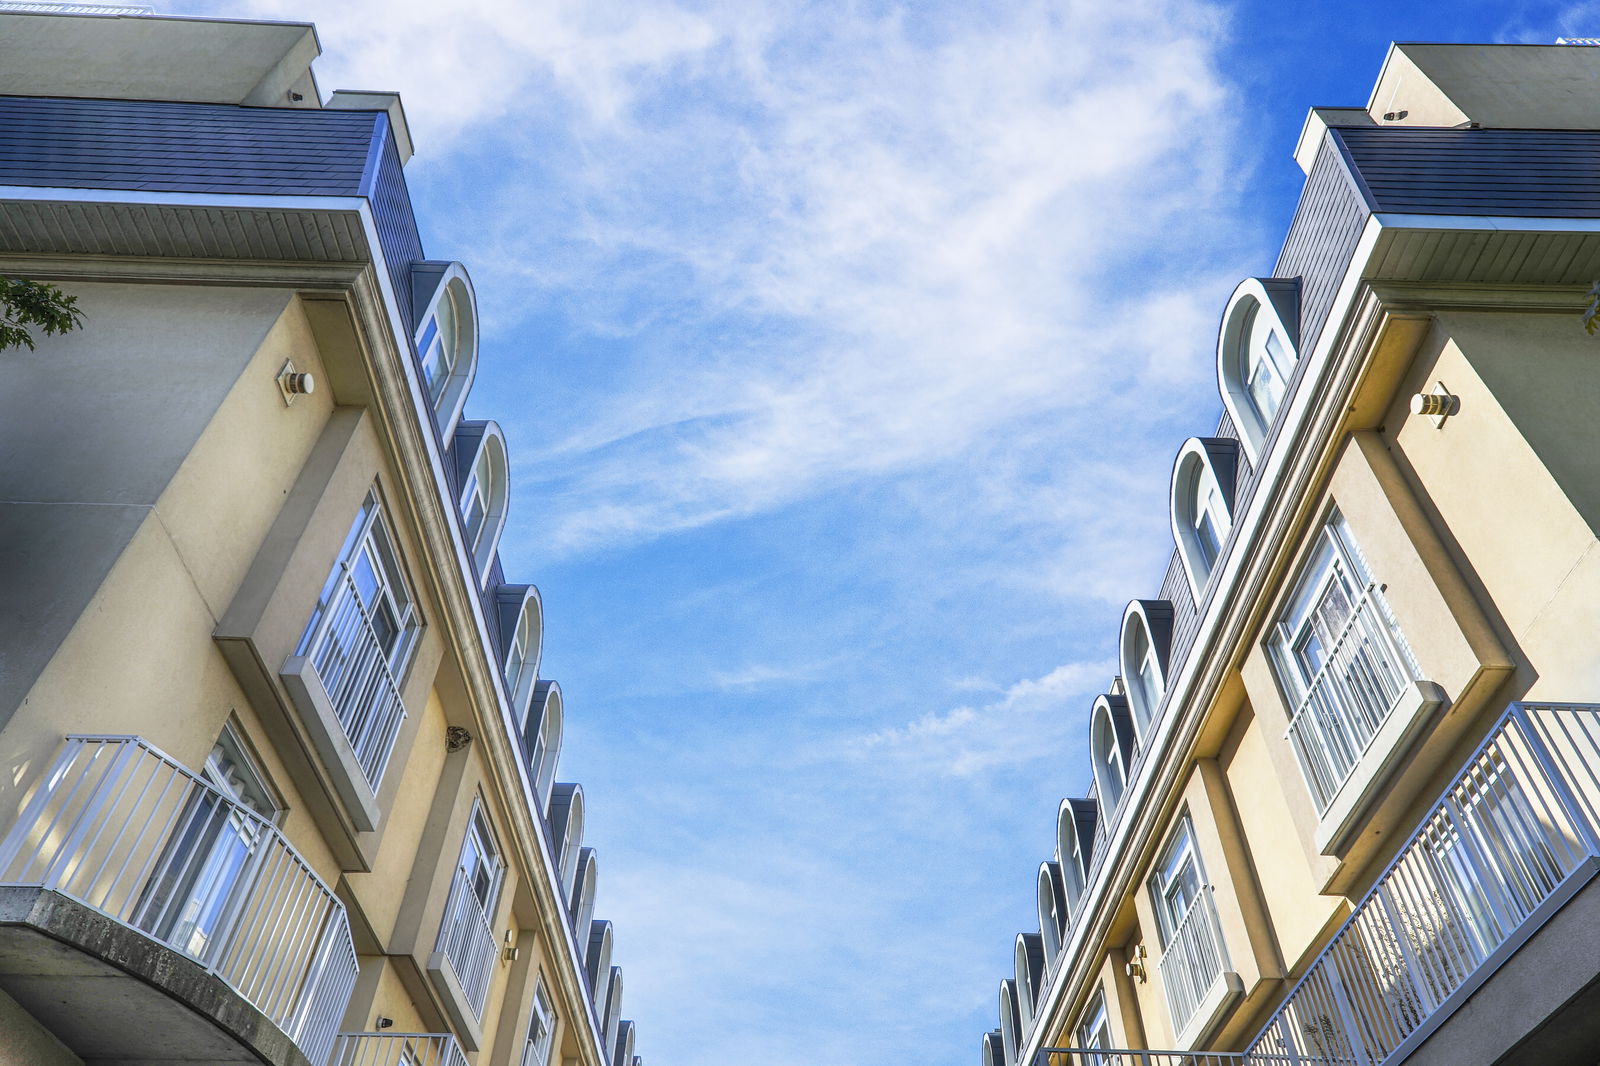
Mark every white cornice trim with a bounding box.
[1019,213,1389,1060]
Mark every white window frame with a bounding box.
[1216,278,1300,464]
[1268,510,1423,816]
[1171,439,1234,600]
[523,977,558,1066]
[1149,815,1205,948]
[294,489,420,791]
[1075,988,1112,1053]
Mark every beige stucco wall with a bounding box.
[1393,312,1600,702]
[0,985,80,1066]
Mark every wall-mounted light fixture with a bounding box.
[276,360,315,406]
[1410,381,1460,428]
[503,929,520,963]
[1124,943,1148,984]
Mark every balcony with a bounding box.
[425,866,498,1049]
[0,736,358,1066]
[1157,885,1242,1046]
[281,562,410,832]
[1282,582,1442,853]
[329,1031,469,1066]
[1250,702,1600,1065]
[1036,704,1600,1066]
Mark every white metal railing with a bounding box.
[329,1032,470,1066]
[1036,1051,1314,1066]
[305,564,408,789]
[1156,884,1229,1034]
[434,867,497,1019]
[1284,583,1418,812]
[1248,703,1600,1066]
[0,736,358,1065]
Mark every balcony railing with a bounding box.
[329,1031,470,1066]
[1037,1051,1309,1066]
[434,867,498,1019]
[1248,702,1600,1066]
[1157,884,1229,1034]
[304,564,408,789]
[1284,583,1418,812]
[0,736,359,1066]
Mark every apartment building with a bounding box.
[980,41,1600,1066]
[0,8,644,1066]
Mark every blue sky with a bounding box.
[180,1,1600,1061]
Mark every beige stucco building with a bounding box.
[0,8,642,1066]
[981,41,1600,1066]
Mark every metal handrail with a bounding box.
[1247,703,1600,1065]
[0,736,358,1065]
[305,563,408,788]
[1035,1050,1335,1066]
[1156,884,1229,1033]
[329,1031,470,1066]
[434,866,498,1018]
[1283,583,1417,812]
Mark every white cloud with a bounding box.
[862,658,1117,777]
[711,655,841,691]
[190,0,1247,564]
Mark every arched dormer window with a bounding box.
[1036,861,1067,966]
[1055,799,1090,918]
[548,782,584,902]
[1014,933,1045,1033]
[981,1030,1005,1066]
[998,979,1022,1066]
[1217,277,1301,463]
[523,681,563,813]
[572,846,599,943]
[496,584,544,721]
[1120,600,1173,739]
[613,1020,636,1066]
[1171,438,1238,600]
[453,420,509,584]
[1090,695,1135,815]
[601,967,624,1052]
[585,919,614,999]
[410,263,479,439]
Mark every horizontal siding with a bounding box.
[0,96,376,196]
[1274,135,1371,359]
[1335,125,1600,217]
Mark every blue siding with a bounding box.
[0,96,375,195]
[1334,125,1600,218]
[363,113,424,326]
[1275,136,1371,360]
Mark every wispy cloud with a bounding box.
[862,658,1117,777]
[207,0,1246,563]
[712,655,842,691]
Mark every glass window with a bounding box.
[1242,300,1294,428]
[1076,990,1116,1065]
[295,490,420,789]
[1269,512,1419,812]
[506,606,538,719]
[135,725,280,958]
[1150,818,1204,946]
[461,806,504,919]
[523,978,558,1066]
[462,448,493,556]
[420,289,460,406]
[1127,621,1163,734]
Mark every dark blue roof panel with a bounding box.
[0,96,379,196]
[1333,125,1600,217]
